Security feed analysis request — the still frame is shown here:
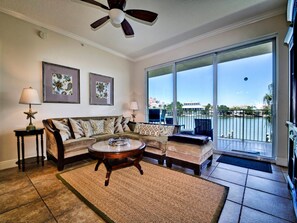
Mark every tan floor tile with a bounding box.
[32,174,66,198]
[0,200,53,223]
[0,175,32,195]
[43,187,82,217]
[0,185,40,214]
[0,167,26,180]
[55,202,105,223]
[25,161,58,179]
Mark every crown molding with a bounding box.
[0,7,134,61]
[135,7,285,62]
[0,6,285,63]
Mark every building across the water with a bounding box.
[182,102,204,111]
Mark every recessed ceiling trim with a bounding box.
[135,7,285,62]
[0,7,134,61]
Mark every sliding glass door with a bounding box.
[217,41,274,157]
[147,65,174,122]
[176,56,213,131]
[146,38,275,159]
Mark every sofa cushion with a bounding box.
[134,122,140,133]
[119,132,140,140]
[91,133,116,141]
[121,117,131,132]
[63,137,96,152]
[52,119,72,141]
[114,116,124,133]
[69,118,85,139]
[139,124,160,137]
[104,118,115,134]
[90,119,104,135]
[80,120,93,137]
[159,125,175,136]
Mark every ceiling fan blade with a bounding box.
[125,9,158,23]
[80,0,109,10]
[108,0,126,10]
[121,19,134,36]
[90,16,110,29]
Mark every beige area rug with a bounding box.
[57,162,228,223]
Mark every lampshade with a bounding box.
[19,87,41,105]
[130,101,139,110]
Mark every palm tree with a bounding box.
[263,84,272,122]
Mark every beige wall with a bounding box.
[0,12,132,169]
[132,14,289,166]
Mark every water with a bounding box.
[177,116,272,142]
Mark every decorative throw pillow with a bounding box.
[134,123,140,133]
[114,116,124,133]
[90,119,104,135]
[159,125,175,136]
[121,117,131,132]
[139,124,160,137]
[52,119,72,141]
[69,118,85,139]
[80,120,94,137]
[104,118,115,134]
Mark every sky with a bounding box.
[149,53,272,108]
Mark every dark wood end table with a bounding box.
[14,128,44,171]
[88,139,146,186]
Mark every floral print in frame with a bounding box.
[43,62,80,103]
[90,73,114,105]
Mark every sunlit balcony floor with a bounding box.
[216,138,273,158]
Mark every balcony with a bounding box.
[165,109,272,158]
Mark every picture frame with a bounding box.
[42,62,80,103]
[89,73,114,105]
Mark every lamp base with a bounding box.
[26,124,36,131]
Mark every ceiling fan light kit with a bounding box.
[79,0,158,37]
[109,8,125,25]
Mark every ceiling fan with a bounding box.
[80,0,158,37]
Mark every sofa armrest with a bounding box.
[42,119,65,170]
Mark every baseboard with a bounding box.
[0,156,48,170]
[276,157,288,167]
[0,159,18,170]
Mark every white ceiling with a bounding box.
[0,0,287,61]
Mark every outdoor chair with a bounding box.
[194,118,213,140]
[148,109,161,123]
[160,109,166,123]
[166,117,173,124]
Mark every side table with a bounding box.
[14,128,44,171]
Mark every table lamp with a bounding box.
[130,101,139,122]
[19,87,41,131]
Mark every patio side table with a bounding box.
[14,128,44,171]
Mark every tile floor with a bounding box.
[217,138,273,158]
[0,154,295,223]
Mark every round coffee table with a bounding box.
[88,139,146,186]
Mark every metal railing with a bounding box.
[165,109,272,142]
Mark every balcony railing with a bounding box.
[165,109,272,143]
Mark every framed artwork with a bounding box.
[42,62,80,103]
[89,73,114,105]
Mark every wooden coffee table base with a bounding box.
[94,155,144,186]
[89,139,146,186]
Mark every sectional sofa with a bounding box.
[42,115,176,170]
